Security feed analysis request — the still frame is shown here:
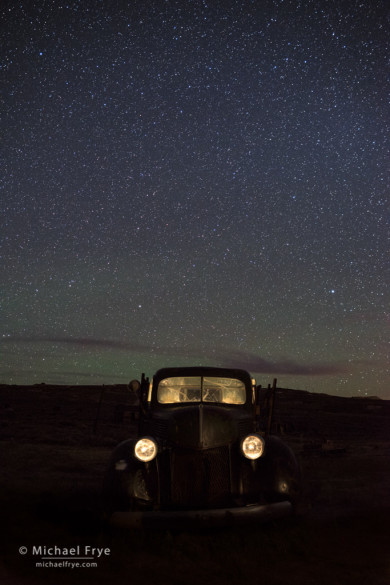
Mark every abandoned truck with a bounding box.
[103,367,301,527]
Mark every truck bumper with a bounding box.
[109,501,292,528]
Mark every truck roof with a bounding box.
[153,367,253,386]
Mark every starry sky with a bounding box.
[1,0,389,397]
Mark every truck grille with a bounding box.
[170,446,231,508]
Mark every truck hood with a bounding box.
[152,404,248,449]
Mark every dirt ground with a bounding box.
[0,384,389,585]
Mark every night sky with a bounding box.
[2,0,389,397]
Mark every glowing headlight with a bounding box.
[134,438,157,462]
[241,434,265,460]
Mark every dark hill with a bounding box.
[1,383,389,446]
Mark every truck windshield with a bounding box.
[157,376,246,405]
